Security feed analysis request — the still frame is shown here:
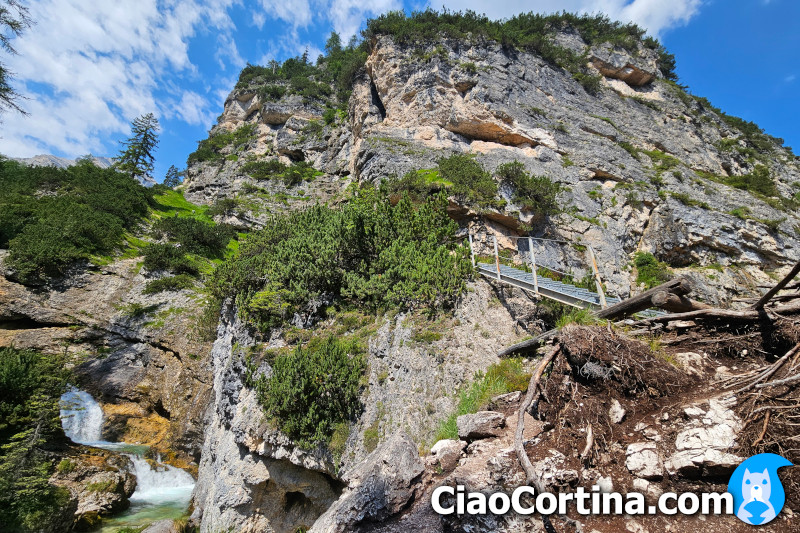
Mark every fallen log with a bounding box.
[499,328,558,357]
[753,259,800,310]
[595,277,693,320]
[651,290,710,313]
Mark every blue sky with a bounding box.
[0,0,796,182]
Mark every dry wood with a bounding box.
[595,277,693,320]
[515,345,560,489]
[514,345,561,533]
[499,328,558,357]
[753,260,800,310]
[752,411,770,447]
[650,291,711,313]
[580,424,594,463]
[734,343,800,393]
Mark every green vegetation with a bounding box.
[247,337,366,449]
[556,307,604,328]
[496,161,563,216]
[114,113,160,183]
[152,217,235,258]
[142,274,196,295]
[235,31,366,113]
[364,10,677,87]
[241,159,320,187]
[0,159,153,282]
[386,154,503,209]
[211,188,472,331]
[729,207,784,232]
[438,154,500,208]
[640,149,680,176]
[187,124,257,165]
[0,2,31,114]
[435,358,531,441]
[669,192,710,209]
[0,347,71,532]
[633,251,672,289]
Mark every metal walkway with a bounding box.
[476,262,620,309]
[470,233,666,317]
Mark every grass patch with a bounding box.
[633,251,672,289]
[434,358,530,442]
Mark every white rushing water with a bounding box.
[60,388,195,530]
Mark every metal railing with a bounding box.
[467,233,608,309]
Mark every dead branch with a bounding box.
[753,260,800,310]
[515,345,560,488]
[753,411,770,447]
[499,328,558,357]
[755,372,800,389]
[734,343,800,393]
[580,424,594,463]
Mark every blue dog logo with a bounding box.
[728,453,793,525]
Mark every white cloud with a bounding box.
[328,0,402,40]
[437,0,702,37]
[0,0,238,158]
[785,74,796,83]
[257,0,313,28]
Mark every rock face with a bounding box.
[191,309,340,533]
[185,31,800,305]
[625,442,663,480]
[309,433,424,533]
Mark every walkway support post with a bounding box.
[468,233,476,267]
[528,237,539,295]
[493,235,501,281]
[587,246,608,308]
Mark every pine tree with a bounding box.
[115,113,160,182]
[0,0,32,115]
[163,165,183,188]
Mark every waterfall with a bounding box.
[60,388,195,527]
[60,388,105,444]
[126,455,195,502]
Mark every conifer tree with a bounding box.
[115,113,160,182]
[163,165,183,188]
[0,0,32,115]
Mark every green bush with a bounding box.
[496,161,563,215]
[143,274,196,295]
[0,347,72,532]
[0,159,153,282]
[152,217,235,258]
[241,159,319,187]
[249,337,366,449]
[437,154,499,208]
[725,165,778,197]
[210,189,472,330]
[206,198,241,218]
[141,244,198,275]
[241,159,287,180]
[633,251,672,289]
[187,124,257,165]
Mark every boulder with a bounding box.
[457,411,505,440]
[625,442,663,480]
[430,439,466,472]
[309,432,424,533]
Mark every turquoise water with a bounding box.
[96,486,193,533]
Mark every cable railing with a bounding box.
[467,232,609,309]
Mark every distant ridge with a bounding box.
[8,154,156,186]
